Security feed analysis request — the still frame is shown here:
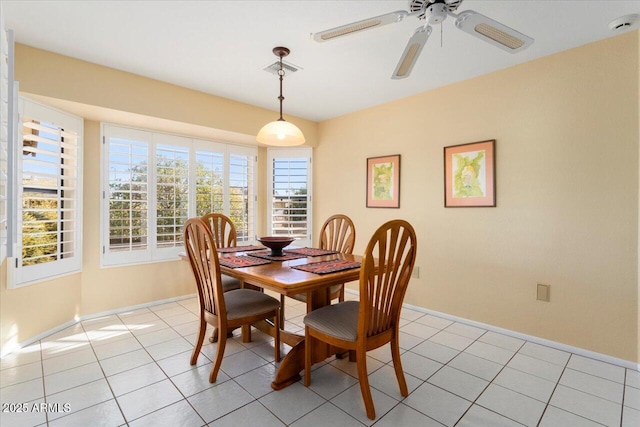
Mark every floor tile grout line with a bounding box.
[535,350,570,427]
[109,309,175,421]
[451,331,524,426]
[283,380,358,426]
[135,304,293,425]
[79,319,129,427]
[37,340,50,426]
[536,353,626,427]
[39,321,131,425]
[555,369,627,406]
[620,368,626,427]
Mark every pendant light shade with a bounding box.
[256,119,305,146]
[257,47,305,146]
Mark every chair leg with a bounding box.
[356,346,376,420]
[279,295,285,329]
[191,317,207,365]
[241,325,252,343]
[273,311,281,362]
[304,326,311,387]
[209,324,227,383]
[339,284,345,302]
[390,330,408,396]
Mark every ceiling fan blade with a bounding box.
[454,10,533,53]
[391,26,431,80]
[313,10,408,42]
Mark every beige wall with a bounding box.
[0,260,82,353]
[2,34,639,363]
[315,32,639,362]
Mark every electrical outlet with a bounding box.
[411,266,420,279]
[536,283,550,302]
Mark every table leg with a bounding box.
[271,288,333,390]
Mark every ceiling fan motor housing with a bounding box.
[426,2,448,24]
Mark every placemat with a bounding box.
[249,251,306,261]
[218,255,272,268]
[292,259,361,275]
[217,245,265,254]
[284,247,339,257]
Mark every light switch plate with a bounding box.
[537,283,550,302]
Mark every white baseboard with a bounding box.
[343,289,639,371]
[1,293,197,358]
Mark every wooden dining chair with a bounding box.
[184,218,281,382]
[201,213,242,292]
[281,214,356,326]
[303,219,417,419]
[202,212,237,248]
[200,213,246,341]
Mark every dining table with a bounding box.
[209,246,362,390]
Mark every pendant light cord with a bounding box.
[278,56,285,121]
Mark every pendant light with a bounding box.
[256,47,305,146]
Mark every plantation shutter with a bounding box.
[194,145,224,217]
[102,126,151,266]
[155,139,189,252]
[228,148,255,243]
[12,98,83,286]
[267,148,312,247]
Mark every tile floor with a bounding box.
[1,292,639,427]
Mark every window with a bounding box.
[155,139,189,250]
[228,152,255,241]
[104,127,150,264]
[10,98,83,287]
[267,148,312,247]
[102,124,256,266]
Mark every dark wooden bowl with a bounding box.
[257,236,295,256]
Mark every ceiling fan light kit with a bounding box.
[256,46,305,146]
[313,0,534,80]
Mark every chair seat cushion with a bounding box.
[224,289,280,320]
[290,284,343,303]
[221,274,242,292]
[303,300,359,341]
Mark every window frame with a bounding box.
[101,123,257,267]
[266,147,313,247]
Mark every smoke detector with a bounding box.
[609,14,639,32]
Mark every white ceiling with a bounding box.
[2,1,639,122]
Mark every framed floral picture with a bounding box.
[366,154,400,208]
[444,140,496,207]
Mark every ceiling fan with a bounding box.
[313,0,534,79]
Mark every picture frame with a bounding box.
[366,154,400,208]
[444,140,496,207]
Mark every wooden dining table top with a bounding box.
[217,250,362,297]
